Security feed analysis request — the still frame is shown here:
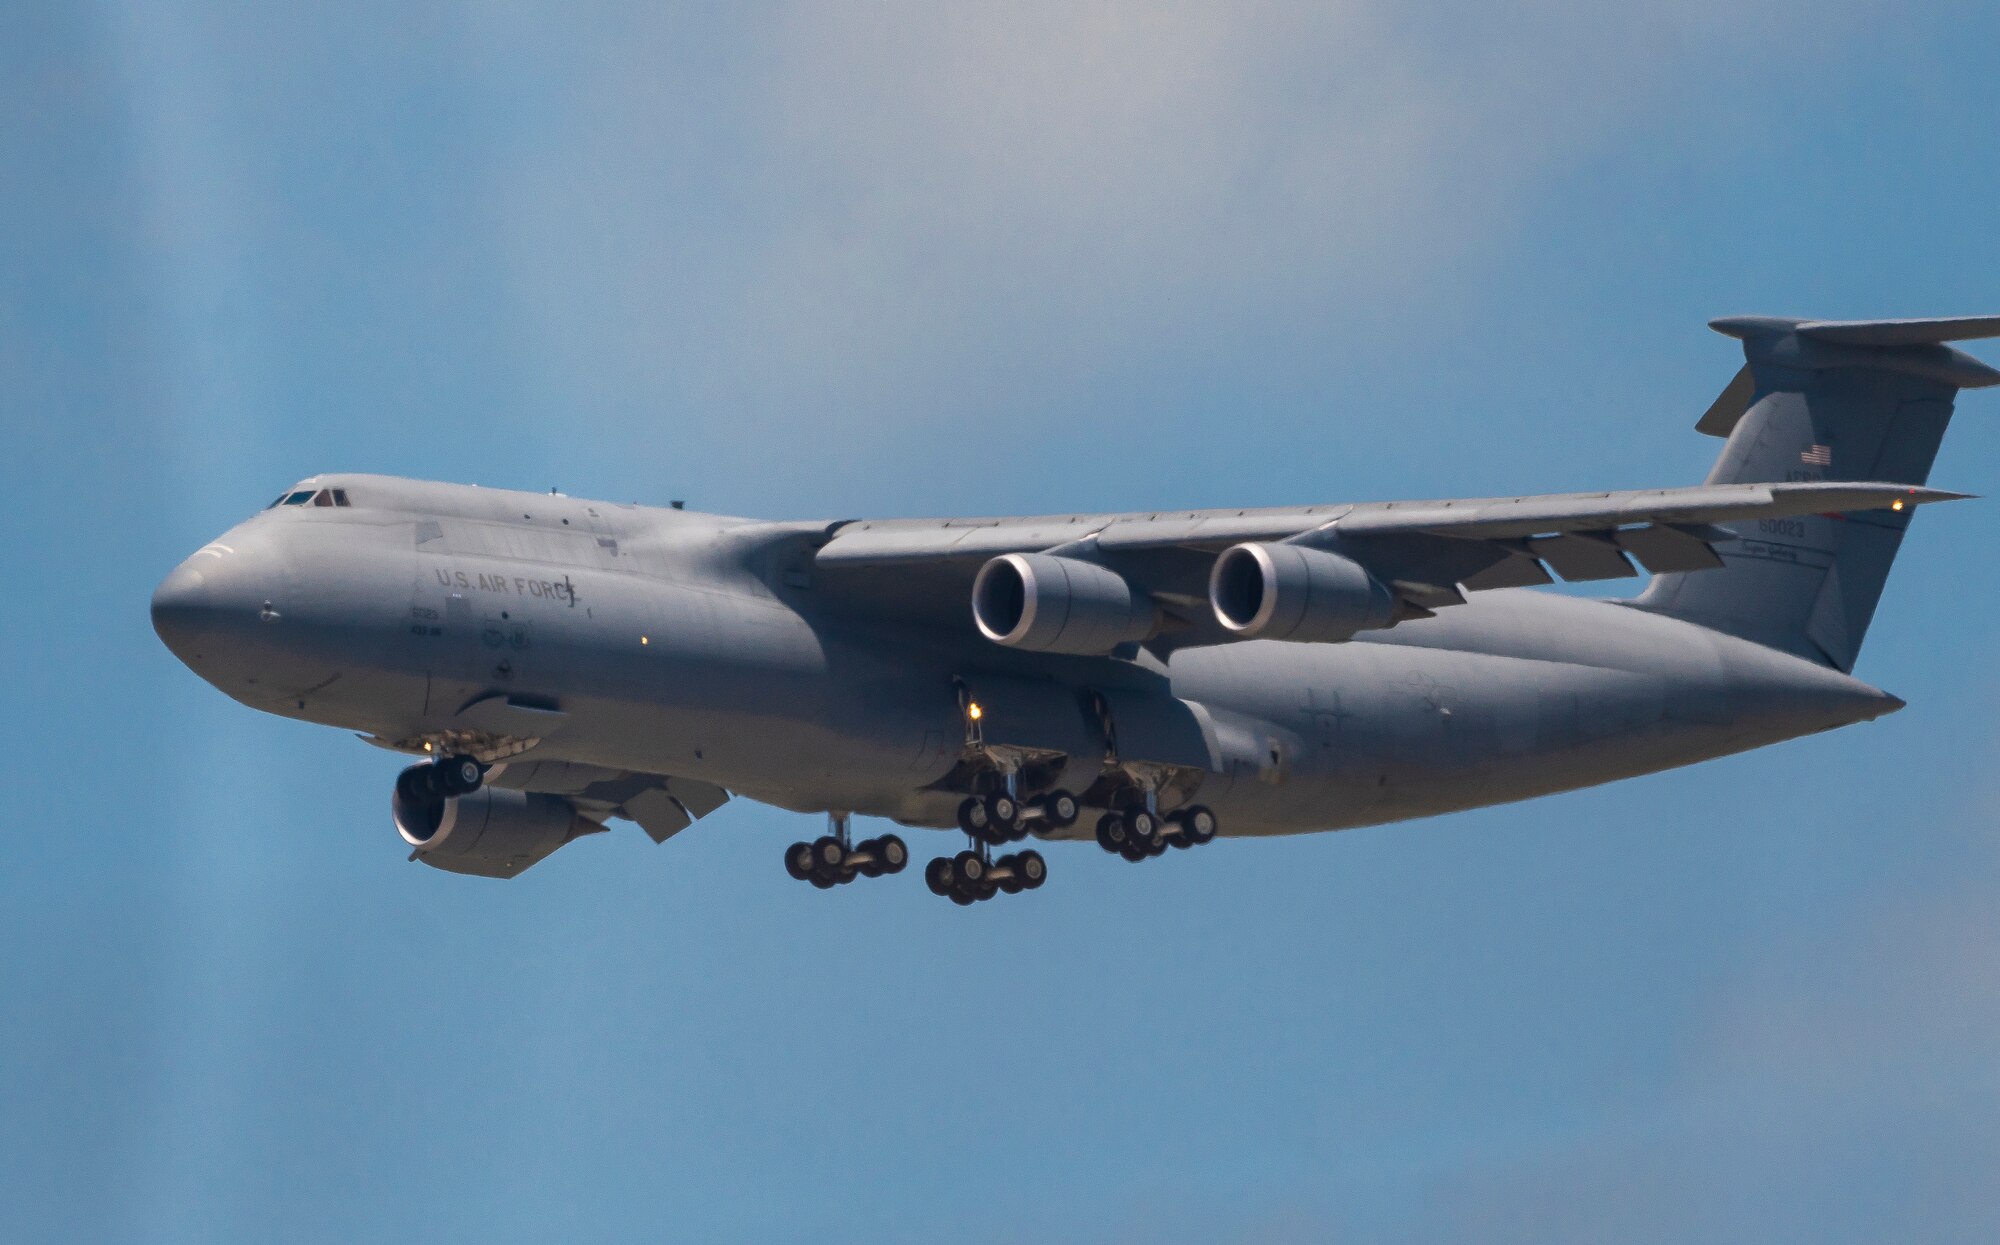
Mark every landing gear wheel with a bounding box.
[1095,813,1128,854]
[925,856,957,896]
[441,754,484,796]
[957,796,992,839]
[1015,849,1047,889]
[955,850,986,886]
[1042,790,1080,829]
[984,793,1020,841]
[784,842,815,881]
[1127,809,1161,852]
[995,854,1025,894]
[1119,839,1149,863]
[811,835,846,876]
[874,834,908,874]
[1181,805,1218,845]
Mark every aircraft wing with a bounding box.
[808,480,1966,648]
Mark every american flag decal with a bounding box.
[1800,444,1833,466]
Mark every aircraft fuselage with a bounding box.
[152,474,1900,846]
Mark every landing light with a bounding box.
[641,635,649,645]
[1892,499,1905,511]
[968,702,983,721]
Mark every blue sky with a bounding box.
[5,3,2000,1241]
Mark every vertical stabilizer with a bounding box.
[1638,316,1996,672]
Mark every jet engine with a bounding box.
[1209,542,1397,642]
[972,553,1156,655]
[393,781,605,878]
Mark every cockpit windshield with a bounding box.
[267,487,351,509]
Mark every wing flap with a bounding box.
[1527,533,1636,581]
[1613,524,1725,573]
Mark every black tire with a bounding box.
[1127,808,1160,849]
[784,841,815,880]
[876,834,909,874]
[1016,849,1047,889]
[1120,840,1149,863]
[812,835,845,874]
[1183,804,1218,845]
[809,874,836,889]
[957,796,991,838]
[1095,813,1127,853]
[950,890,976,906]
[955,850,986,884]
[985,793,1019,837]
[1043,790,1080,829]
[443,755,484,796]
[994,853,1024,894]
[924,856,956,896]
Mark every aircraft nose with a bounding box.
[151,540,285,669]
[149,559,212,661]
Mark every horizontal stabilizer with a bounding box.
[1794,316,2000,347]
[1711,314,2000,346]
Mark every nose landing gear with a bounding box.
[395,753,486,803]
[784,813,909,889]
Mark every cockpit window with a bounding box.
[268,485,351,510]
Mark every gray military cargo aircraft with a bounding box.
[152,315,1989,903]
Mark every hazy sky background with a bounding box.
[6,3,2000,1241]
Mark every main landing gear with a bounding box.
[784,812,908,890]
[924,845,1047,905]
[954,789,1080,845]
[919,787,1071,904]
[1094,803,1218,863]
[395,753,485,803]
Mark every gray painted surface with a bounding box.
[149,317,1987,884]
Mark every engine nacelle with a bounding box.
[394,784,604,878]
[1209,542,1397,643]
[972,553,1156,655]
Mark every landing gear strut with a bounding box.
[784,812,908,890]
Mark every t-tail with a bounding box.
[1637,315,1995,672]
